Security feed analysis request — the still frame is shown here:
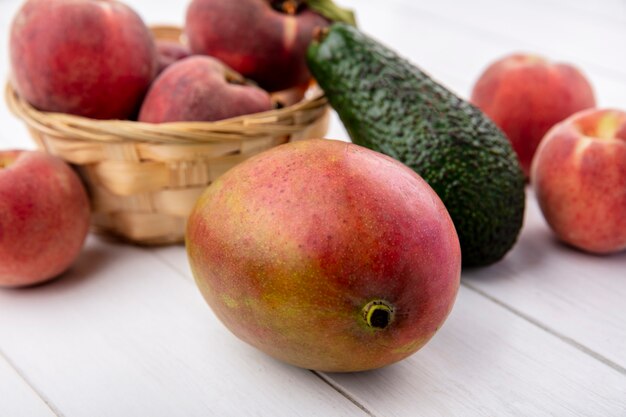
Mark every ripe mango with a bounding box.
[187,139,460,372]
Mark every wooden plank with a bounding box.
[153,244,193,283]
[151,247,626,416]
[323,286,626,417]
[0,237,369,417]
[0,354,56,417]
[464,191,626,371]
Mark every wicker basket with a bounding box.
[5,26,329,245]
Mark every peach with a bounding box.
[531,109,626,254]
[138,56,273,123]
[185,0,329,92]
[187,139,461,372]
[471,53,596,177]
[156,40,192,74]
[0,151,91,287]
[10,0,157,120]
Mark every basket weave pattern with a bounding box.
[5,26,329,244]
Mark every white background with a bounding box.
[1,0,625,416]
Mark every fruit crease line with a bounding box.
[0,346,63,417]
[142,248,193,283]
[311,370,380,417]
[461,281,626,376]
[147,248,626,381]
[140,250,382,416]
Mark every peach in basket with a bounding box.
[6,25,329,244]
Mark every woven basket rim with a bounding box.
[5,25,328,145]
[5,83,328,145]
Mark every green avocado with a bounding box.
[307,23,525,267]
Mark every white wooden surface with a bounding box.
[1,0,626,416]
[0,238,368,417]
[0,355,55,417]
[464,194,626,373]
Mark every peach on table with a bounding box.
[532,108,626,254]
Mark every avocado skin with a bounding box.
[307,23,525,267]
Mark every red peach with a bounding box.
[156,40,192,75]
[185,0,328,92]
[10,0,157,120]
[0,151,91,287]
[186,139,461,372]
[138,56,273,123]
[471,53,596,177]
[531,109,626,254]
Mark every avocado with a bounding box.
[307,23,525,267]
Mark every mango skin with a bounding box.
[186,139,461,372]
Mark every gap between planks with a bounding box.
[0,347,64,417]
[148,246,626,381]
[310,371,380,417]
[460,281,626,377]
[141,246,378,416]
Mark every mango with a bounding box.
[186,139,461,372]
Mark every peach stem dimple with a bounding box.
[271,0,302,15]
[283,0,298,14]
[521,54,547,64]
[0,151,22,169]
[577,112,626,140]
